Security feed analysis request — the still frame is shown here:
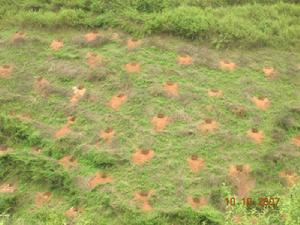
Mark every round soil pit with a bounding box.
[151,114,170,131]
[54,125,70,139]
[251,96,270,110]
[68,116,76,123]
[99,128,115,143]
[108,94,127,110]
[35,192,51,208]
[208,88,223,97]
[127,38,142,49]
[88,172,113,189]
[0,183,16,193]
[188,156,205,173]
[263,66,276,77]
[65,207,82,219]
[84,31,99,43]
[70,86,86,105]
[50,40,63,50]
[132,149,154,165]
[0,65,13,78]
[86,52,102,68]
[292,135,300,147]
[124,62,141,73]
[177,54,193,65]
[247,128,264,143]
[164,81,179,96]
[59,155,77,169]
[11,31,26,43]
[198,119,218,133]
[219,60,236,71]
[279,171,298,186]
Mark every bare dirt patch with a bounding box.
[84,31,100,43]
[151,113,170,131]
[65,207,83,219]
[58,155,77,169]
[208,88,223,97]
[11,31,26,44]
[108,93,128,110]
[132,149,154,165]
[198,118,218,133]
[124,62,141,73]
[263,66,277,78]
[35,192,51,208]
[54,116,75,139]
[70,85,86,106]
[177,54,193,65]
[127,38,142,49]
[292,135,300,147]
[251,96,270,110]
[187,155,205,173]
[134,190,155,212]
[0,183,16,193]
[279,171,299,187]
[50,40,63,50]
[164,81,179,96]
[99,127,115,144]
[228,164,255,198]
[247,128,264,143]
[0,64,13,78]
[88,172,113,189]
[219,60,236,71]
[86,52,102,68]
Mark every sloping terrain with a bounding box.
[0,27,300,225]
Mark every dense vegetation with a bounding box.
[1,0,300,49]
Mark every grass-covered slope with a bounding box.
[0,26,299,224]
[1,1,300,49]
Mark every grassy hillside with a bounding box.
[0,1,300,225]
[0,26,299,224]
[1,1,300,49]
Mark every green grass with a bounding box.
[0,26,300,225]
[1,1,300,49]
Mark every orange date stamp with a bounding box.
[225,197,280,207]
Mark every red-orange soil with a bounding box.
[108,93,128,110]
[187,196,208,208]
[279,171,299,187]
[292,135,300,147]
[0,65,13,78]
[50,40,63,50]
[198,118,218,133]
[177,54,193,65]
[88,172,113,189]
[84,31,99,43]
[0,183,16,193]
[65,207,82,219]
[124,62,141,73]
[35,192,51,208]
[263,66,276,78]
[134,190,155,212]
[187,155,205,173]
[251,96,270,110]
[151,113,170,131]
[247,128,264,143]
[86,52,102,68]
[11,31,26,43]
[228,164,255,198]
[219,60,236,71]
[164,81,179,96]
[54,116,75,139]
[70,85,86,106]
[208,88,223,97]
[99,127,115,143]
[0,145,9,155]
[59,155,77,169]
[127,38,142,49]
[132,149,155,165]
